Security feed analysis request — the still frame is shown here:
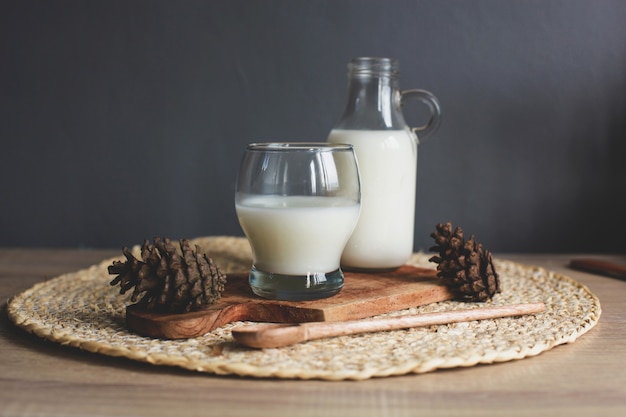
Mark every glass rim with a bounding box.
[351,56,398,65]
[246,142,354,152]
[349,56,399,77]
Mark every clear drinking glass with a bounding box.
[235,143,361,301]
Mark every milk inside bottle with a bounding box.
[328,128,416,269]
[328,57,441,270]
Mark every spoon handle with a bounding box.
[235,303,545,348]
[305,303,545,341]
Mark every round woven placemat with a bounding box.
[7,236,601,380]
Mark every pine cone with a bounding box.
[108,237,227,313]
[428,222,500,302]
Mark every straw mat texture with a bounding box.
[7,236,601,380]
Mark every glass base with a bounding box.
[249,266,344,301]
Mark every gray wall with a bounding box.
[2,0,625,253]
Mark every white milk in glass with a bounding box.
[328,129,417,270]
[235,195,360,276]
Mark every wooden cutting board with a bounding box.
[126,265,453,339]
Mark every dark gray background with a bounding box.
[2,0,625,253]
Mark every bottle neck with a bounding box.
[335,58,406,130]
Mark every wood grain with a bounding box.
[125,265,453,339]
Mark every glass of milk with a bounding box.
[235,143,361,300]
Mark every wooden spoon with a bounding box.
[232,302,545,348]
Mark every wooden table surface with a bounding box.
[1,248,625,416]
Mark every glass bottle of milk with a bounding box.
[328,57,441,271]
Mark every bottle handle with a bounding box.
[400,89,441,141]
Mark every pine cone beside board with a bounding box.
[108,237,227,313]
[429,222,500,302]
